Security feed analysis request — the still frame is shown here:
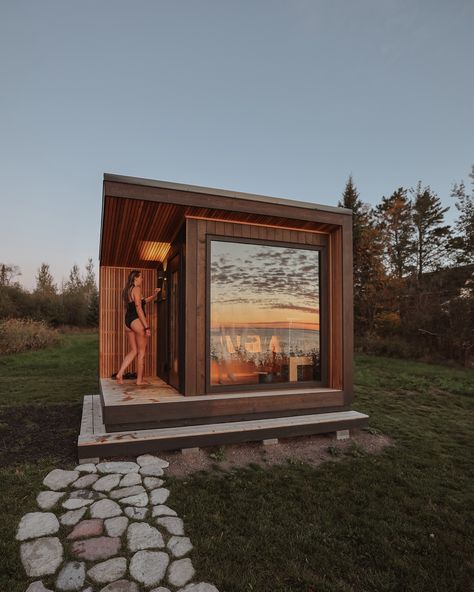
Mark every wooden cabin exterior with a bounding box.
[78,174,368,460]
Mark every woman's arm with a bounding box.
[132,287,149,329]
[144,287,161,303]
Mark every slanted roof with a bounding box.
[100,173,352,267]
[103,173,353,216]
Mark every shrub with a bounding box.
[0,318,62,355]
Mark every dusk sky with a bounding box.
[1,1,473,291]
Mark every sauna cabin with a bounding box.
[77,173,368,460]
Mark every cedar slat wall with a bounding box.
[185,218,334,396]
[99,266,157,379]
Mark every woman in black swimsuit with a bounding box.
[115,270,160,386]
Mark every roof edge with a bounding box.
[103,173,353,216]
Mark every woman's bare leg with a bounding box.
[131,319,150,385]
[116,328,138,384]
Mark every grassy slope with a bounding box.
[0,335,473,592]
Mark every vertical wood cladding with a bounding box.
[99,266,157,379]
[184,218,349,396]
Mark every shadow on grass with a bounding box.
[0,403,82,468]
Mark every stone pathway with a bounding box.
[17,455,220,592]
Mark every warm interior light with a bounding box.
[138,241,171,262]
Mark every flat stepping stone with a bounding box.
[26,582,54,592]
[90,499,122,519]
[69,489,105,500]
[177,584,220,592]
[150,588,171,592]
[120,473,142,487]
[110,485,145,500]
[97,462,139,474]
[99,580,139,592]
[144,477,164,490]
[156,516,184,536]
[93,474,122,492]
[105,516,129,537]
[17,512,60,541]
[71,536,121,561]
[67,519,104,540]
[36,491,65,510]
[56,561,86,591]
[124,507,148,520]
[129,550,169,588]
[62,498,95,510]
[137,454,169,468]
[74,463,97,473]
[72,474,99,489]
[87,557,127,584]
[139,464,164,477]
[20,537,63,577]
[43,469,80,491]
[150,488,170,505]
[60,507,87,526]
[167,536,193,558]
[167,558,195,588]
[152,505,177,518]
[118,492,148,507]
[127,522,165,551]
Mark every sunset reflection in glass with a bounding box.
[209,240,321,387]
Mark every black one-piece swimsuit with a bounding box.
[125,295,146,330]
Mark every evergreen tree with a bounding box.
[65,263,83,293]
[338,176,386,335]
[450,165,474,264]
[35,263,57,294]
[83,258,97,294]
[411,181,452,279]
[375,188,416,278]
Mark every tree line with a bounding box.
[0,258,99,328]
[340,165,473,365]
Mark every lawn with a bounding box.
[0,332,473,592]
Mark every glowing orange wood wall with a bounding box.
[99,266,157,379]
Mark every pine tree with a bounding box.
[83,258,97,294]
[411,181,452,279]
[450,165,474,264]
[35,263,57,294]
[65,264,83,293]
[375,188,416,278]
[338,176,386,335]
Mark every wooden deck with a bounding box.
[100,378,350,431]
[78,394,369,461]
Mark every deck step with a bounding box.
[77,395,369,460]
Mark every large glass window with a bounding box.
[209,239,322,388]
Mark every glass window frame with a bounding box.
[205,234,328,394]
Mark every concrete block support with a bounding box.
[181,447,200,455]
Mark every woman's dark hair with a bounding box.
[122,270,141,306]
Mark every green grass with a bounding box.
[1,335,473,592]
[0,331,99,405]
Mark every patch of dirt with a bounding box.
[0,403,82,467]
[149,428,395,479]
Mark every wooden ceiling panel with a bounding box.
[100,196,338,267]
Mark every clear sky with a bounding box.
[1,0,473,291]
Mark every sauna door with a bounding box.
[168,253,180,390]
